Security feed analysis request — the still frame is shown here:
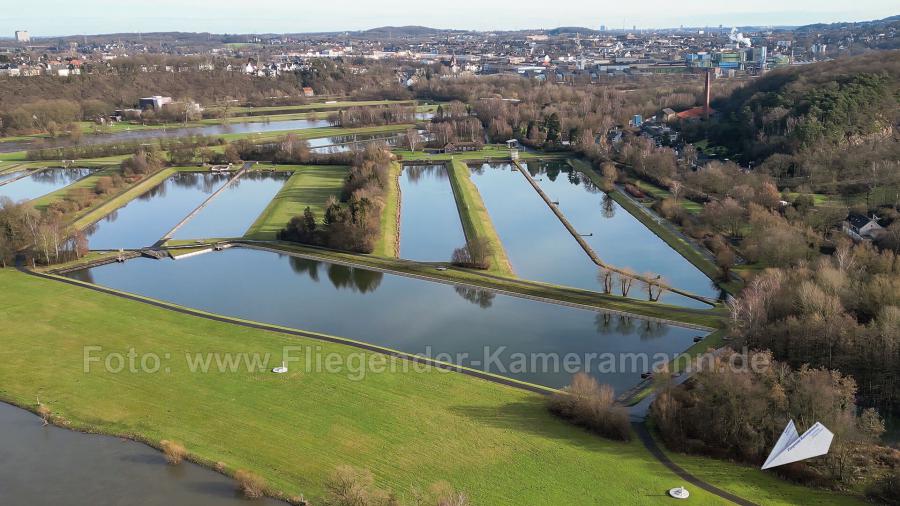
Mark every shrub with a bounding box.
[322,465,391,506]
[234,469,267,499]
[547,373,631,441]
[867,468,900,504]
[36,404,51,425]
[160,440,186,465]
[450,237,493,270]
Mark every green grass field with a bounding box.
[633,180,703,214]
[243,165,349,240]
[374,161,402,257]
[654,432,867,505]
[0,268,858,505]
[446,160,514,276]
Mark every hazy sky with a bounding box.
[3,0,897,36]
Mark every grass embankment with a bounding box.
[243,165,349,241]
[632,180,702,214]
[0,125,414,164]
[446,160,513,276]
[241,241,724,328]
[196,105,436,125]
[651,430,867,506]
[0,268,853,505]
[374,161,402,257]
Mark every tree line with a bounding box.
[279,145,393,253]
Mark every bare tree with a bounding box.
[404,128,423,151]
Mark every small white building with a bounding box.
[843,213,883,241]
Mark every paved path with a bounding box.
[633,423,759,506]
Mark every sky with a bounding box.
[2,0,897,37]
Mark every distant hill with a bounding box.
[545,27,599,36]
[355,26,462,37]
[795,14,900,31]
[704,50,900,164]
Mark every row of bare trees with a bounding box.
[0,198,85,266]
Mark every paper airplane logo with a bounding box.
[761,420,834,470]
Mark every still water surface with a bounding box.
[0,402,282,506]
[67,247,703,391]
[172,172,290,240]
[399,165,466,261]
[470,163,716,306]
[0,168,94,202]
[83,172,230,250]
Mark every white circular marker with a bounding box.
[668,486,690,499]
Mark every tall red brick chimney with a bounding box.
[704,69,711,121]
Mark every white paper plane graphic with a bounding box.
[762,420,834,470]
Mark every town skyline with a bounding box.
[2,0,897,37]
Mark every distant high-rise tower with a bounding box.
[15,30,30,43]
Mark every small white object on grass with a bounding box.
[668,486,689,499]
[272,361,288,374]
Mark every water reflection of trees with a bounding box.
[288,256,320,282]
[593,312,669,341]
[327,263,383,293]
[453,285,495,309]
[404,164,447,184]
[601,193,616,218]
[288,256,382,293]
[594,312,636,336]
[30,168,93,185]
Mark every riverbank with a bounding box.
[446,159,514,276]
[0,267,853,505]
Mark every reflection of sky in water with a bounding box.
[67,247,703,391]
[83,172,229,250]
[172,172,290,240]
[471,163,716,307]
[525,161,720,300]
[0,168,93,202]
[399,164,465,261]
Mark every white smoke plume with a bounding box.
[729,27,752,47]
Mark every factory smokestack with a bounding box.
[704,69,711,121]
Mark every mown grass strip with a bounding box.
[374,161,402,257]
[243,165,349,240]
[446,159,513,276]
